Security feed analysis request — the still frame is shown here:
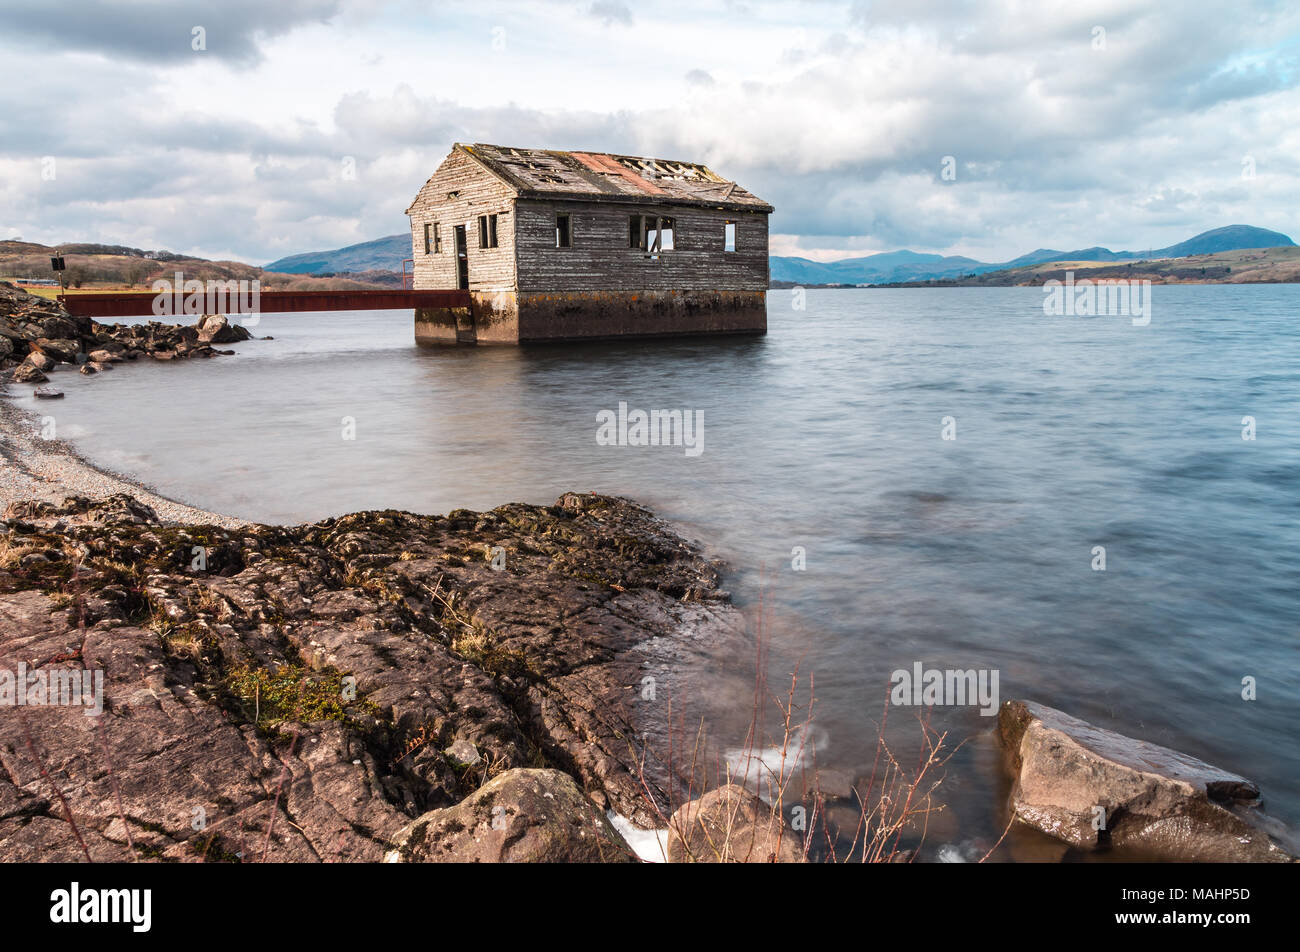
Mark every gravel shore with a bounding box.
[0,393,247,529]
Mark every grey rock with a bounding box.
[445,738,482,767]
[195,314,253,344]
[13,362,48,383]
[386,768,634,863]
[39,316,80,340]
[35,338,79,363]
[998,699,1294,862]
[26,351,55,373]
[666,784,805,863]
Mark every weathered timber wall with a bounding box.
[513,198,769,292]
[408,150,518,292]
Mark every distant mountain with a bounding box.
[0,239,397,291]
[1153,224,1293,258]
[880,244,1300,288]
[770,225,1295,285]
[265,234,408,274]
[772,250,986,285]
[266,224,1295,286]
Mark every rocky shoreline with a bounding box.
[0,281,254,392]
[2,483,1292,863]
[0,489,753,861]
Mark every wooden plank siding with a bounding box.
[407,149,518,292]
[512,199,768,292]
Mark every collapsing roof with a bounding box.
[456,143,773,213]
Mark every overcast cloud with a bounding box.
[1,0,1296,263]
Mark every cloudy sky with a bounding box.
[2,0,1297,264]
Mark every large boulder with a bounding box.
[5,493,160,525]
[195,314,252,344]
[39,315,81,340]
[385,768,634,863]
[13,360,48,383]
[998,699,1294,862]
[34,337,80,363]
[666,784,805,863]
[26,350,55,372]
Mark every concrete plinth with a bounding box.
[415,289,767,345]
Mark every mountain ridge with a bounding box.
[771,225,1295,285]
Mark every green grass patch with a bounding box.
[223,662,376,732]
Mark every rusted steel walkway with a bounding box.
[58,289,469,319]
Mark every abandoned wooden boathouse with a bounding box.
[405,143,773,343]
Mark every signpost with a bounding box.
[50,254,66,295]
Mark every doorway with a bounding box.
[453,225,469,290]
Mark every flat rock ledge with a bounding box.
[0,491,744,862]
[998,699,1294,863]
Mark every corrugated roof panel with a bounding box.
[461,143,771,211]
[570,152,668,195]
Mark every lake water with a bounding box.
[19,285,1300,855]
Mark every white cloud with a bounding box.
[1,0,1296,263]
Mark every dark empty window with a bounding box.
[556,213,571,248]
[629,215,641,249]
[724,221,736,253]
[433,222,442,253]
[423,223,432,255]
[478,214,498,249]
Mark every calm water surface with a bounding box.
[19,286,1299,852]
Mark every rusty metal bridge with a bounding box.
[57,289,469,319]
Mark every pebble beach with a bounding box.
[0,395,247,529]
